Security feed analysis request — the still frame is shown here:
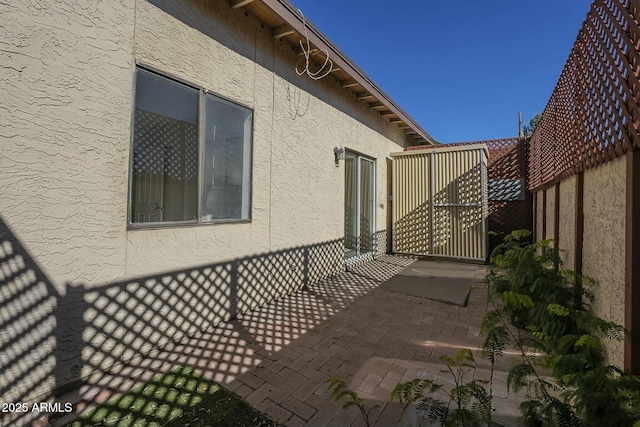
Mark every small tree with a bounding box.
[326,378,380,427]
[483,230,640,426]
[523,113,542,137]
[391,349,495,427]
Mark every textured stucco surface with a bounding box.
[582,157,626,367]
[1,0,135,290]
[126,0,409,274]
[1,0,136,413]
[533,166,625,368]
[545,186,556,247]
[558,176,576,270]
[0,0,412,414]
[535,191,544,242]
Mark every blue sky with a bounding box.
[290,0,592,143]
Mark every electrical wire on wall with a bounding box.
[295,9,333,80]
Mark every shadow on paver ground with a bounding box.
[59,255,522,427]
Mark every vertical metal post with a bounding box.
[391,157,396,253]
[355,157,361,257]
[480,149,487,259]
[429,151,435,255]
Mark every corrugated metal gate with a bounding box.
[437,138,531,252]
[391,144,488,261]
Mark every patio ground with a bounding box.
[59,255,522,427]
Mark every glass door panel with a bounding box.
[344,153,375,260]
[344,152,358,259]
[359,159,374,253]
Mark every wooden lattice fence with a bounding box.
[528,0,640,191]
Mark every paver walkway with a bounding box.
[62,255,521,427]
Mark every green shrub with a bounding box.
[484,231,640,426]
[391,349,496,427]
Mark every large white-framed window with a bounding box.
[128,67,253,227]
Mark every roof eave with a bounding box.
[235,0,439,146]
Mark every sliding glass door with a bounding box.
[344,152,375,261]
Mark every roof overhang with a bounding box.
[228,0,438,146]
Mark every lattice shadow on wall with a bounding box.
[417,138,531,253]
[393,158,486,259]
[0,213,348,427]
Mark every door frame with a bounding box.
[344,151,376,268]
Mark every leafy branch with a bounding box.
[326,378,380,427]
[391,349,495,427]
[484,230,640,426]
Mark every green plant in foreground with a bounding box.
[484,230,640,426]
[328,231,640,426]
[391,349,495,427]
[326,378,380,427]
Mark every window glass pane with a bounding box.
[131,68,199,223]
[202,95,252,221]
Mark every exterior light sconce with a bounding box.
[334,147,345,167]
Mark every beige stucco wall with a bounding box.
[582,156,626,367]
[1,0,134,291]
[558,176,576,270]
[545,186,555,247]
[532,164,625,368]
[0,0,412,415]
[1,2,136,414]
[126,0,409,276]
[535,190,544,242]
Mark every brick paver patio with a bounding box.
[62,255,521,427]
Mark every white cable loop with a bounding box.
[295,9,333,80]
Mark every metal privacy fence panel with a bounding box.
[392,145,488,261]
[408,138,531,253]
[528,0,640,191]
[392,152,431,255]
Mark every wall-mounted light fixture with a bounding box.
[334,147,345,167]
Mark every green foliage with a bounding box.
[331,230,640,426]
[326,378,380,427]
[391,349,496,427]
[523,113,542,137]
[391,378,441,409]
[484,230,640,426]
